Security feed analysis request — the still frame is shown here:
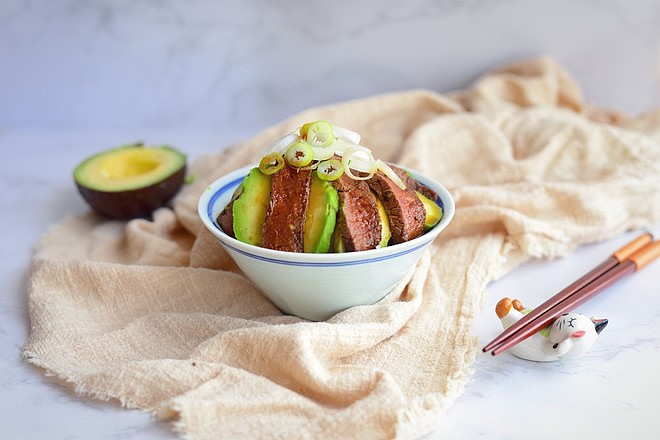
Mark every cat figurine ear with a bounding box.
[495,297,608,362]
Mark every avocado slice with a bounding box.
[303,174,339,253]
[232,168,271,246]
[415,190,443,231]
[73,143,187,219]
[373,194,392,248]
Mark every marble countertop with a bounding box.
[1,0,659,439]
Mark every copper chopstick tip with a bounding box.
[612,232,654,262]
[629,240,660,270]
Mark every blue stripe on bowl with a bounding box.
[207,176,245,220]
[221,239,429,267]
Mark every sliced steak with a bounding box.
[332,174,382,252]
[367,170,425,244]
[261,164,312,252]
[391,165,438,201]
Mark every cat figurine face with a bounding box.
[548,312,608,359]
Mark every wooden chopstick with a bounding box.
[482,232,655,356]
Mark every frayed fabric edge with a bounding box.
[156,399,195,440]
[22,348,164,413]
[393,335,480,440]
[24,348,201,440]
[24,349,190,438]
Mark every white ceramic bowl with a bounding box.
[198,164,455,321]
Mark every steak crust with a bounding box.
[261,165,312,252]
[332,174,381,252]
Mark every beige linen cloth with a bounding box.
[24,57,660,439]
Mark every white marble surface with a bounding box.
[1,1,659,439]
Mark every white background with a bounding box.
[1,1,658,439]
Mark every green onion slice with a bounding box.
[259,152,285,175]
[301,120,334,147]
[316,159,344,181]
[285,142,314,167]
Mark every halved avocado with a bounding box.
[73,143,187,219]
[373,193,391,248]
[303,174,339,253]
[416,191,443,231]
[232,168,271,246]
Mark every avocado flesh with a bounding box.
[73,144,187,219]
[232,168,271,246]
[373,194,391,248]
[303,175,339,253]
[74,144,185,192]
[416,191,443,231]
[333,231,346,253]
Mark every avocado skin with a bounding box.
[75,165,186,219]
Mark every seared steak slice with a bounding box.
[367,171,425,244]
[261,165,312,252]
[332,174,381,252]
[391,165,438,201]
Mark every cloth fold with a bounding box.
[24,56,660,439]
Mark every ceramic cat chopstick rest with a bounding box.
[495,297,608,362]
